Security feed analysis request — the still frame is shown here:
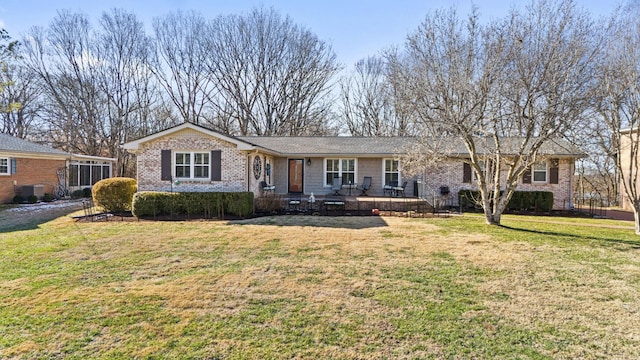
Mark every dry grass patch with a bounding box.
[1,213,639,358]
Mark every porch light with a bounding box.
[307,158,311,166]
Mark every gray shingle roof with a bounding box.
[0,133,68,156]
[237,135,585,157]
[237,136,411,156]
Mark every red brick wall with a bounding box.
[0,158,65,203]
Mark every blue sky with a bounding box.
[0,0,621,67]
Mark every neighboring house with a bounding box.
[123,122,584,210]
[0,133,115,203]
[620,128,639,211]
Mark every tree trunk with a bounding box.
[634,204,640,235]
[484,210,501,225]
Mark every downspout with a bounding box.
[569,159,575,210]
[247,153,251,192]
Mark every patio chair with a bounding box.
[260,180,275,195]
[359,176,372,196]
[383,181,397,197]
[393,181,408,197]
[331,176,343,196]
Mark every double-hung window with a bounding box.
[474,160,486,181]
[175,152,210,179]
[325,158,356,186]
[383,159,400,186]
[0,158,9,175]
[533,162,547,183]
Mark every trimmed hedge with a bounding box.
[458,190,554,212]
[92,177,138,213]
[132,191,254,218]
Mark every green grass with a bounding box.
[1,212,639,358]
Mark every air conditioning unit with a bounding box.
[21,185,45,198]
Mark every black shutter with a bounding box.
[549,159,559,184]
[10,158,16,174]
[161,150,172,180]
[211,150,222,181]
[463,162,471,183]
[522,168,532,184]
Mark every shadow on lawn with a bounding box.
[500,225,640,249]
[228,215,390,229]
[0,202,84,233]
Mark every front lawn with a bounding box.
[1,213,639,358]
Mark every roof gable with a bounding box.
[123,122,254,151]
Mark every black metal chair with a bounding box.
[393,181,408,197]
[383,181,397,197]
[359,176,372,196]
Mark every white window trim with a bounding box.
[68,161,112,187]
[323,158,357,187]
[174,151,211,180]
[382,158,401,187]
[473,160,486,181]
[532,162,548,183]
[0,157,9,176]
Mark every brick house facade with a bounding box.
[0,133,115,203]
[124,123,583,210]
[620,128,639,211]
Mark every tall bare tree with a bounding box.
[0,29,22,128]
[0,62,44,138]
[390,0,597,225]
[340,56,411,136]
[203,7,340,135]
[151,11,214,125]
[21,11,107,155]
[95,9,167,175]
[596,3,640,234]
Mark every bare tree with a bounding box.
[95,9,168,176]
[21,11,107,155]
[203,7,340,135]
[596,3,640,234]
[390,0,596,225]
[0,29,21,127]
[0,62,44,138]
[151,11,215,125]
[340,56,408,136]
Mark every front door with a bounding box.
[288,159,304,193]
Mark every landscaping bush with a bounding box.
[458,190,482,209]
[12,195,24,204]
[71,189,85,199]
[83,188,92,198]
[132,191,254,218]
[92,177,138,213]
[459,190,554,213]
[42,193,54,202]
[27,195,38,204]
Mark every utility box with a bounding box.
[22,185,45,199]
